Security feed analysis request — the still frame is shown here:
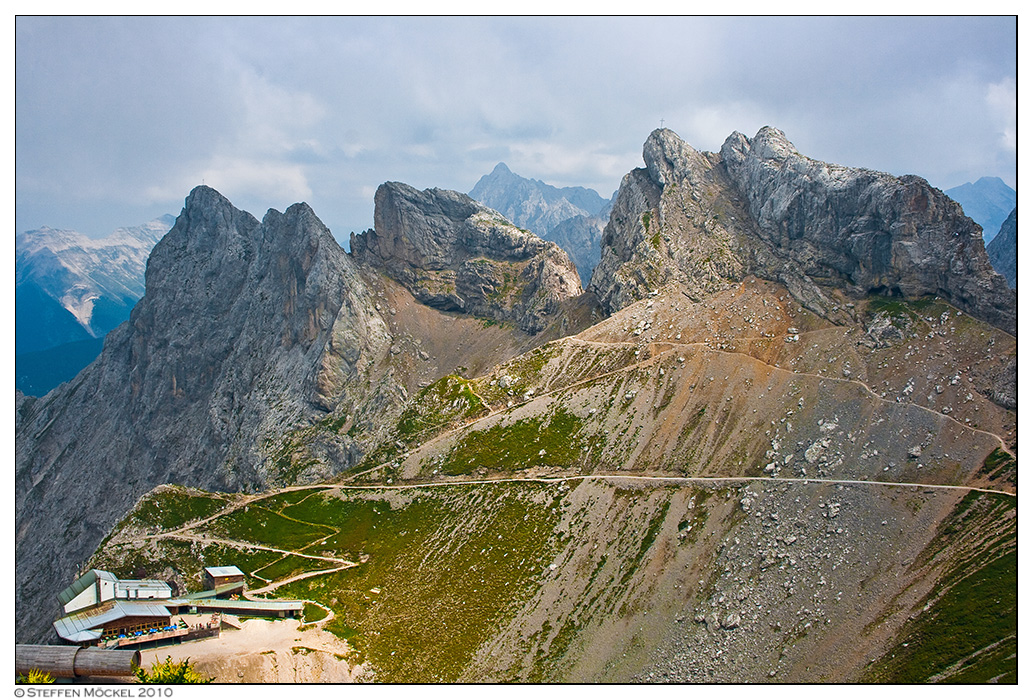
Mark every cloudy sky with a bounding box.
[15,15,1017,243]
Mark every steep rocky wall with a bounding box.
[592,127,1016,336]
[720,127,1016,333]
[15,186,392,642]
[352,182,583,333]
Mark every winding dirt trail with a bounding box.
[120,321,1013,616]
[342,333,1016,487]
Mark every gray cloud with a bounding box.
[16,16,1017,241]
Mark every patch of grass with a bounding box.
[126,487,231,532]
[302,603,328,624]
[206,505,335,551]
[617,499,670,590]
[252,553,331,582]
[440,407,588,475]
[863,492,1017,683]
[977,447,1016,483]
[272,483,564,682]
[253,488,324,513]
[396,375,488,441]
[357,375,490,473]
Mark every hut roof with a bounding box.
[204,565,245,578]
[53,600,171,643]
[56,569,117,606]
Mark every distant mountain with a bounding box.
[15,215,174,394]
[15,337,105,397]
[545,214,606,286]
[470,162,612,284]
[986,207,1017,288]
[945,176,1016,243]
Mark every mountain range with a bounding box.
[986,207,1017,288]
[15,216,174,394]
[15,128,1016,683]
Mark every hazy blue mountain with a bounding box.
[986,207,1017,288]
[15,214,174,394]
[469,162,612,284]
[15,337,106,397]
[945,176,1016,243]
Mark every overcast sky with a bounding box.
[15,15,1017,242]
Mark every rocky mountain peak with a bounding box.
[352,182,582,333]
[16,185,393,642]
[643,127,714,188]
[720,127,1016,333]
[594,126,1016,334]
[735,126,800,161]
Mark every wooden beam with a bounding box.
[15,645,141,678]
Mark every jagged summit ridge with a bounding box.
[592,126,1016,334]
[720,127,1015,333]
[352,182,582,333]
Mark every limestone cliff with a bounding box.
[720,127,1015,333]
[591,127,1016,335]
[351,182,583,333]
[15,186,393,642]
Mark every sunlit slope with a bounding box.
[88,276,1015,682]
[92,470,1013,682]
[355,280,1014,494]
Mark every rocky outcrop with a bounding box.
[351,182,583,333]
[591,127,1016,335]
[986,207,1016,288]
[15,186,393,643]
[590,130,756,313]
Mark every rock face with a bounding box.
[351,182,583,333]
[15,186,393,643]
[589,129,754,313]
[986,207,1016,288]
[720,127,1015,333]
[470,162,611,285]
[591,127,1016,335]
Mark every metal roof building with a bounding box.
[53,600,172,644]
[117,579,172,600]
[57,570,119,614]
[164,597,302,618]
[204,566,245,578]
